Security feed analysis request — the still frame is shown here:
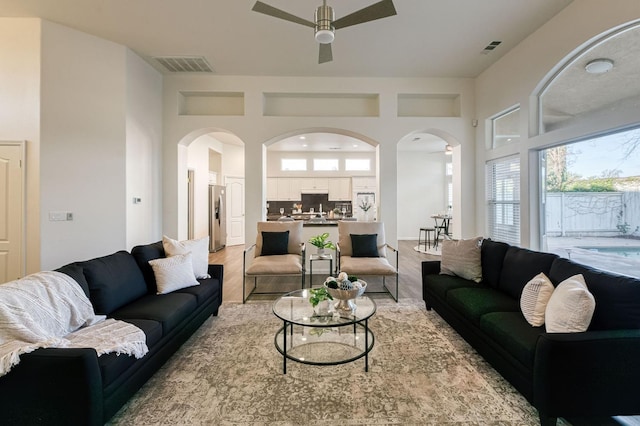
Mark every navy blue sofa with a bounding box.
[422,239,640,425]
[0,241,223,426]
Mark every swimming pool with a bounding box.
[577,246,640,258]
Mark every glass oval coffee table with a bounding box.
[272,289,376,374]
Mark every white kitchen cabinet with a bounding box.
[300,178,329,193]
[352,176,376,191]
[328,178,351,200]
[267,178,301,201]
[266,178,278,200]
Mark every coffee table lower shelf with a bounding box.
[274,321,374,373]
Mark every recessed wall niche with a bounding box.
[397,93,461,117]
[263,92,379,117]
[178,91,245,116]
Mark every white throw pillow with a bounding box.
[162,235,210,279]
[440,237,483,283]
[149,253,200,295]
[520,272,555,326]
[545,274,595,333]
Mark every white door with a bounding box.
[225,177,245,246]
[0,143,24,282]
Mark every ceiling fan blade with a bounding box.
[319,43,333,64]
[252,1,315,28]
[333,0,397,30]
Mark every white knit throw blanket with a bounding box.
[0,271,148,377]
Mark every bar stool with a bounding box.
[418,227,435,251]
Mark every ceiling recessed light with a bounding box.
[299,136,306,140]
[302,144,308,147]
[585,58,614,74]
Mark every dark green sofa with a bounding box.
[422,239,640,425]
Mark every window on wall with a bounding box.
[345,158,371,171]
[492,107,520,149]
[486,155,521,245]
[313,159,339,171]
[540,127,640,276]
[281,159,306,171]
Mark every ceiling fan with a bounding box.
[252,0,397,64]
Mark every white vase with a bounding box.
[317,248,325,256]
[313,300,331,316]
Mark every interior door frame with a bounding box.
[0,141,26,279]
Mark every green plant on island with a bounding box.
[308,232,336,250]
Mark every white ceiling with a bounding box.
[0,0,573,78]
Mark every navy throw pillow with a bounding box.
[261,231,289,256]
[351,234,379,257]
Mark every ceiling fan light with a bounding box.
[315,29,334,44]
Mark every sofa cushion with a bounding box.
[423,274,478,301]
[520,272,555,327]
[174,277,220,306]
[110,293,197,335]
[440,237,483,282]
[78,251,148,315]
[480,311,544,369]
[446,287,519,324]
[131,241,165,293]
[549,257,640,331]
[97,318,163,389]
[149,253,200,294]
[480,239,510,288]
[55,262,90,298]
[162,236,210,279]
[498,247,558,300]
[545,274,595,333]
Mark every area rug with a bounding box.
[108,299,541,425]
[414,245,441,256]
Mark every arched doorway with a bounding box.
[178,128,245,246]
[397,130,461,243]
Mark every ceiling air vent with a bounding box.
[481,40,502,54]
[153,56,214,73]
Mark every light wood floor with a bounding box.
[208,240,439,303]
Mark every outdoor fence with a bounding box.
[545,191,640,237]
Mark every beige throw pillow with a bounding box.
[520,272,555,326]
[149,253,200,295]
[440,237,483,283]
[545,274,595,333]
[162,235,210,279]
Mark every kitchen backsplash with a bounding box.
[267,197,352,216]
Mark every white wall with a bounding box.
[0,18,41,274]
[126,49,163,249]
[475,0,640,249]
[40,21,127,268]
[163,76,477,247]
[397,150,447,240]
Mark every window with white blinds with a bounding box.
[486,155,521,245]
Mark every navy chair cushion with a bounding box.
[261,231,289,256]
[350,233,380,257]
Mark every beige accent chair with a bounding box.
[242,221,305,302]
[336,221,399,301]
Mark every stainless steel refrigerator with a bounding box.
[209,185,226,252]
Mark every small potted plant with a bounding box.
[309,287,334,316]
[308,232,335,257]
